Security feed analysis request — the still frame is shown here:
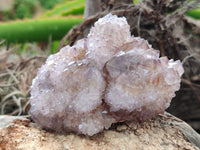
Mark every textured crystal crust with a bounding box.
[29,14,184,136]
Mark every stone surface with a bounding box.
[30,14,184,136]
[0,113,200,150]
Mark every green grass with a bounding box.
[0,16,82,43]
[44,0,85,17]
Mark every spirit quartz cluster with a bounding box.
[29,14,184,136]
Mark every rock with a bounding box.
[0,112,200,150]
[30,14,184,136]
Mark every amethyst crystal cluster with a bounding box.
[29,14,184,136]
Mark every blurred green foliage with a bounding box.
[0,16,82,43]
[1,0,69,21]
[2,0,40,20]
[51,40,61,54]
[44,0,84,17]
[0,0,84,53]
[38,0,65,9]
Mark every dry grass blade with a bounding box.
[0,45,46,116]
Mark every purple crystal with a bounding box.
[29,14,184,136]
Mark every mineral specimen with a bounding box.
[29,14,184,136]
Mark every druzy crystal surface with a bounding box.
[29,14,184,136]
